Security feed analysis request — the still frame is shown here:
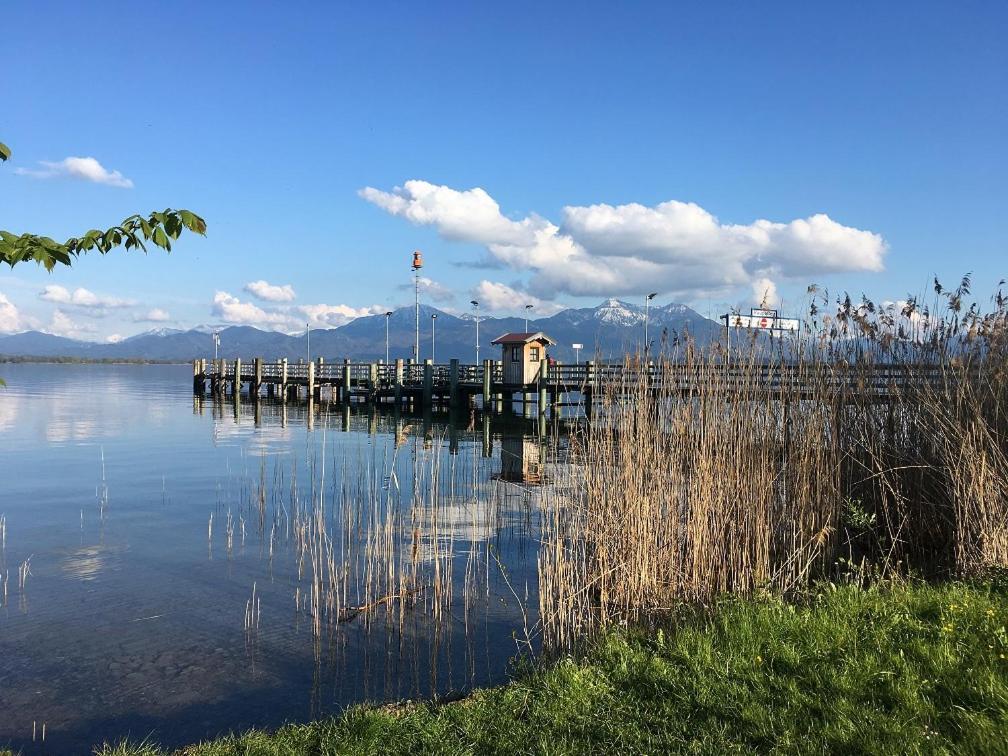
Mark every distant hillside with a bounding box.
[0,300,722,362]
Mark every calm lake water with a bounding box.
[0,364,560,753]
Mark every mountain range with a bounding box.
[0,299,722,363]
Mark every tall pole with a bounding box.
[470,299,480,364]
[213,331,219,360]
[411,250,423,362]
[644,292,657,356]
[385,311,392,364]
[431,313,437,363]
[306,322,310,364]
[525,303,533,332]
[414,268,420,361]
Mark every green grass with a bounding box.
[88,579,1008,754]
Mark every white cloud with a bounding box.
[751,277,779,309]
[470,280,565,317]
[244,280,296,302]
[0,292,25,333]
[46,309,97,339]
[212,291,384,331]
[15,156,134,188]
[134,308,171,323]
[298,303,387,329]
[39,285,134,311]
[361,181,887,301]
[106,334,124,344]
[398,276,455,303]
[211,291,292,328]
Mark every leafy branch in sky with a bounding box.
[0,140,206,270]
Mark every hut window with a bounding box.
[529,347,540,362]
[511,346,521,362]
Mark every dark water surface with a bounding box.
[0,364,553,753]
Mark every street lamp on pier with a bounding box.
[384,311,392,364]
[644,292,658,355]
[470,300,480,364]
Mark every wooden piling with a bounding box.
[280,358,288,402]
[449,359,459,405]
[394,358,404,404]
[423,359,433,406]
[342,358,351,404]
[482,359,492,409]
[538,358,549,416]
[233,358,241,396]
[308,360,316,401]
[254,357,263,398]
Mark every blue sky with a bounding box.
[2,0,1005,341]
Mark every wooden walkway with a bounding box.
[193,357,959,415]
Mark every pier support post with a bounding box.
[538,358,549,417]
[449,359,459,406]
[233,358,241,396]
[308,360,316,402]
[215,359,225,395]
[192,359,202,395]
[423,359,433,407]
[254,357,263,399]
[369,362,378,401]
[342,358,351,404]
[482,359,492,410]
[394,358,404,404]
[280,358,288,402]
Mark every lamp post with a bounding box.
[411,251,423,361]
[644,292,658,355]
[470,299,480,364]
[524,303,533,332]
[212,331,220,360]
[384,311,392,364]
[306,322,310,364]
[431,312,437,363]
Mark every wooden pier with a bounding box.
[192,357,563,414]
[192,357,953,415]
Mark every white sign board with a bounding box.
[572,343,583,350]
[751,308,778,319]
[726,314,800,333]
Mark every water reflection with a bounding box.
[0,365,573,752]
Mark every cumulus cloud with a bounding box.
[46,309,97,339]
[39,285,134,311]
[106,334,124,344]
[244,280,296,302]
[751,277,779,309]
[470,280,566,317]
[397,275,455,303]
[212,291,293,328]
[298,303,387,329]
[15,156,134,188]
[212,291,380,331]
[134,308,171,323]
[361,181,887,301]
[0,292,25,333]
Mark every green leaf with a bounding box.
[152,226,169,249]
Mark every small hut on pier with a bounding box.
[490,332,556,386]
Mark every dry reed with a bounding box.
[539,278,1008,647]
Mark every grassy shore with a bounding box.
[90,579,1008,756]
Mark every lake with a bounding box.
[0,364,561,752]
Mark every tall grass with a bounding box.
[540,278,1008,646]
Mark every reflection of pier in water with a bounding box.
[193,392,568,472]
